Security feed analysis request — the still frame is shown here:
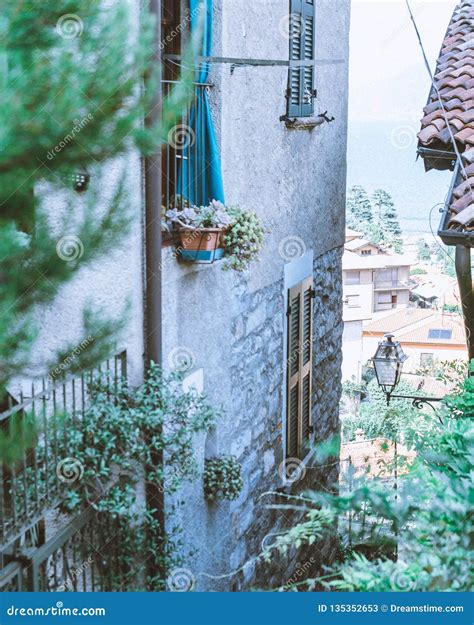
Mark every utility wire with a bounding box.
[405,0,473,194]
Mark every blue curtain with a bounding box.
[178,0,225,205]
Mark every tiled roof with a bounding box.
[342,250,411,270]
[396,314,466,345]
[344,238,376,251]
[418,0,474,233]
[363,308,434,334]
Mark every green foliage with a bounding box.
[410,267,427,275]
[342,378,420,442]
[372,189,403,252]
[222,208,265,272]
[416,238,431,262]
[37,364,219,590]
[346,185,373,231]
[443,303,461,313]
[0,0,196,392]
[204,456,243,501]
[435,243,456,277]
[265,375,474,592]
[444,362,474,417]
[346,185,403,252]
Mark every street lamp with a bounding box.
[372,334,407,398]
[371,333,443,415]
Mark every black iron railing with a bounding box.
[0,352,127,550]
[0,352,129,592]
[162,80,212,212]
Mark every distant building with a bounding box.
[410,282,439,309]
[362,309,467,371]
[342,231,412,380]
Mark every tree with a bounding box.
[372,189,403,252]
[0,1,194,393]
[416,238,431,261]
[346,185,373,232]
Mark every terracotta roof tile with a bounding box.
[418,0,474,235]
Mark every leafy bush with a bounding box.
[59,364,219,589]
[341,378,420,442]
[265,373,474,592]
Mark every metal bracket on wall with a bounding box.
[318,111,335,124]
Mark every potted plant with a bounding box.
[165,200,232,263]
[165,200,265,270]
[203,456,243,502]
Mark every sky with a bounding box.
[347,0,458,236]
[349,0,457,123]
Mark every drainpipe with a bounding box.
[455,245,474,368]
[144,0,165,583]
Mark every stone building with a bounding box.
[162,0,350,590]
[1,0,350,592]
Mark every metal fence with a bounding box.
[0,352,128,591]
[162,80,212,211]
[339,441,400,560]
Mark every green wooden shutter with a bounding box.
[288,0,303,117]
[301,0,315,117]
[286,277,314,461]
[287,0,315,118]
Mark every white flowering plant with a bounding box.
[165,200,232,229]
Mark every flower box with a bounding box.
[178,227,226,263]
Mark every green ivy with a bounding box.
[48,364,219,590]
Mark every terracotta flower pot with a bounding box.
[178,227,226,263]
[179,227,226,251]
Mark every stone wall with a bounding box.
[226,246,343,590]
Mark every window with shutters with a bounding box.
[287,0,315,118]
[286,276,314,462]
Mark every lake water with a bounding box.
[347,120,453,237]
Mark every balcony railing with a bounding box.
[162,80,212,213]
[374,280,410,290]
[0,352,127,550]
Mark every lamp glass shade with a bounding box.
[372,335,407,392]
